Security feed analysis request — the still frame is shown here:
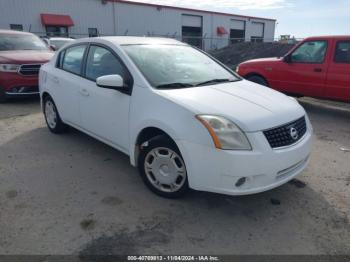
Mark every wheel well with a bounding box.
[244,73,269,85]
[41,92,51,110]
[42,92,52,101]
[134,127,176,167]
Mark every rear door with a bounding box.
[51,44,87,127]
[275,40,329,97]
[325,39,350,101]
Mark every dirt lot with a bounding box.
[0,97,349,255]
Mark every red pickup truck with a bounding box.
[0,30,53,102]
[237,36,350,102]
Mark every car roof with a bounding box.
[0,29,35,36]
[50,37,75,41]
[75,36,187,46]
[305,35,350,41]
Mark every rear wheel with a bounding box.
[43,96,68,134]
[138,136,189,198]
[247,75,269,87]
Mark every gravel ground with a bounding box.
[210,42,295,69]
[0,97,349,255]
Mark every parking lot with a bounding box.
[0,97,349,255]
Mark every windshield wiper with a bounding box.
[195,78,235,87]
[156,82,195,89]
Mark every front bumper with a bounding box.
[0,72,39,97]
[4,86,39,97]
[177,121,313,196]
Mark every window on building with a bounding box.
[85,45,127,81]
[62,45,87,75]
[334,41,350,63]
[10,24,23,31]
[291,41,328,64]
[46,26,68,37]
[88,28,98,38]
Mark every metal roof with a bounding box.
[107,0,277,22]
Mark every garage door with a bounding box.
[230,19,245,30]
[182,14,202,27]
[182,14,203,48]
[230,19,246,43]
[251,22,264,37]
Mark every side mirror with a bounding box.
[96,74,125,90]
[283,54,292,63]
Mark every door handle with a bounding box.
[314,68,322,73]
[52,76,59,84]
[79,88,90,97]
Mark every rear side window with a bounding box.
[85,45,128,82]
[291,41,327,63]
[334,41,350,63]
[56,50,65,68]
[62,45,86,75]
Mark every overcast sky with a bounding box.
[127,0,350,38]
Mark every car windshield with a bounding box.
[0,34,49,51]
[51,39,72,49]
[122,44,240,88]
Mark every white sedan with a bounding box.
[39,37,313,198]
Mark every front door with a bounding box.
[274,40,329,97]
[326,40,350,101]
[78,44,132,153]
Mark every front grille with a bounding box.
[19,64,42,76]
[263,117,307,149]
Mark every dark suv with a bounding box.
[0,30,53,102]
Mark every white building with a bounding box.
[0,0,276,50]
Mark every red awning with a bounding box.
[217,26,228,35]
[41,14,74,26]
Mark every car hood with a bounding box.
[157,80,305,132]
[241,57,282,65]
[0,50,54,64]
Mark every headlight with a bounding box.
[0,64,20,72]
[196,115,252,150]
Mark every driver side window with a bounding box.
[291,41,327,64]
[85,45,128,82]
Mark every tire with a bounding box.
[247,75,269,87]
[138,135,189,198]
[43,96,68,134]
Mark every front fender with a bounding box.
[129,119,180,166]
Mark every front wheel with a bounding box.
[138,136,189,198]
[43,96,68,134]
[247,75,269,87]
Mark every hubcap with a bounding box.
[144,147,187,193]
[45,100,57,129]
